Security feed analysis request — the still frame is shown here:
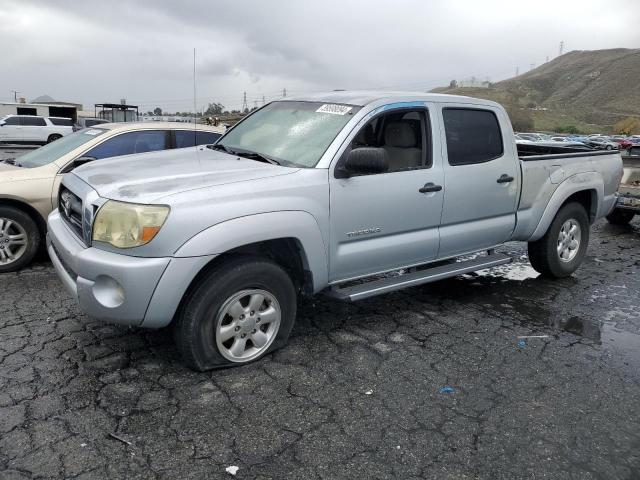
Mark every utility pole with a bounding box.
[559,41,564,57]
[262,95,265,106]
[530,63,535,71]
[546,55,549,63]
[10,90,19,102]
[282,88,287,98]
[254,99,258,110]
[241,91,248,112]
[515,66,519,77]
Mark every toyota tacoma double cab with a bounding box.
[47,92,623,370]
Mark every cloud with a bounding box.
[1,0,638,112]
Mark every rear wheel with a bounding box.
[0,206,40,273]
[174,257,296,371]
[528,202,589,278]
[605,145,612,150]
[47,134,62,143]
[606,208,635,225]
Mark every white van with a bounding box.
[0,115,74,144]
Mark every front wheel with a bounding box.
[528,202,589,278]
[606,208,635,225]
[0,206,40,273]
[47,134,62,143]
[174,257,296,371]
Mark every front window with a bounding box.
[218,101,361,167]
[17,129,108,168]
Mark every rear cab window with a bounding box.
[443,108,503,165]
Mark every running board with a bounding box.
[326,253,512,302]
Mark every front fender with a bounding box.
[529,172,603,241]
[174,210,329,291]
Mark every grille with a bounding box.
[59,187,84,240]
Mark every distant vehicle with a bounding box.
[0,115,73,144]
[611,136,634,150]
[75,117,109,129]
[606,152,639,225]
[585,136,619,151]
[46,92,621,370]
[0,122,225,271]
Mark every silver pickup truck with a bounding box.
[46,92,622,370]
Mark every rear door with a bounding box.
[437,104,519,258]
[20,116,48,143]
[329,103,444,281]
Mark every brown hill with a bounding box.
[431,48,640,133]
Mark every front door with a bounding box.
[0,116,22,142]
[437,105,519,258]
[329,105,444,282]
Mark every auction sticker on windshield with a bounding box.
[316,104,353,115]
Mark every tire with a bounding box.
[0,206,41,273]
[47,134,62,143]
[527,202,589,278]
[174,256,297,371]
[606,208,635,225]
[605,145,612,150]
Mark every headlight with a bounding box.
[92,200,170,248]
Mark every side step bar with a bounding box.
[326,253,512,302]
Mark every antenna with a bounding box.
[559,41,564,56]
[282,88,287,97]
[193,48,197,128]
[241,91,248,112]
[262,95,265,106]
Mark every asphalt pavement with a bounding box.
[0,216,639,479]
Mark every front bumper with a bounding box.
[615,191,640,212]
[47,210,215,328]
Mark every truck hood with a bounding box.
[71,146,300,203]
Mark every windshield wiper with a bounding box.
[233,149,281,166]
[2,158,22,167]
[208,144,285,166]
[208,143,237,155]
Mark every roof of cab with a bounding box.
[90,122,226,134]
[287,90,500,108]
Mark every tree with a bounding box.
[614,117,640,135]
[449,80,458,89]
[153,107,162,116]
[205,102,224,115]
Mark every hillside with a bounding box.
[431,48,640,133]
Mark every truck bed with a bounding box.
[511,148,621,241]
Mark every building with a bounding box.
[0,96,81,121]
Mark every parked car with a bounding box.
[75,117,109,129]
[606,151,639,225]
[46,92,622,370]
[0,122,225,271]
[0,115,73,144]
[585,136,619,150]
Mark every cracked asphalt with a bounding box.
[1,213,640,479]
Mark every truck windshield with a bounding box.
[217,101,360,167]
[17,129,108,168]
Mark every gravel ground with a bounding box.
[0,218,639,479]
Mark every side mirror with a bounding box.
[338,147,389,178]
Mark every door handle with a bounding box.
[496,174,514,183]
[419,182,442,193]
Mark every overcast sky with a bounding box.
[1,0,638,113]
